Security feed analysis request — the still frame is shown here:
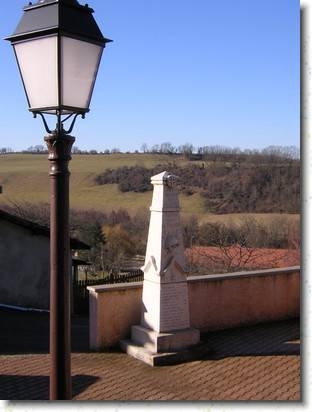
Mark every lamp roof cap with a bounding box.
[5,0,112,46]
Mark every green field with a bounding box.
[200,212,299,225]
[0,153,299,225]
[0,153,204,215]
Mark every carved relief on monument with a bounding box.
[158,231,185,282]
[142,231,187,281]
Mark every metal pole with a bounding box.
[45,130,75,400]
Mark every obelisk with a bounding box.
[121,171,200,365]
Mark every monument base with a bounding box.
[120,325,205,367]
[119,338,210,367]
[131,324,200,353]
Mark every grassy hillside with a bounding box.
[0,153,205,216]
[0,153,299,224]
[199,212,299,226]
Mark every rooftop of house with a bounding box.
[186,246,300,272]
[0,307,300,401]
[0,209,90,251]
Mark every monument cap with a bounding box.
[151,171,178,187]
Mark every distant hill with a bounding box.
[0,153,201,216]
[0,152,300,273]
[0,152,300,216]
[94,158,300,214]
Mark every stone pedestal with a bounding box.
[131,325,200,353]
[120,171,201,366]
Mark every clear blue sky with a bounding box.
[0,0,299,152]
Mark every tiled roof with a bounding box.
[186,245,300,271]
[0,209,90,250]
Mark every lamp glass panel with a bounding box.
[14,36,58,111]
[61,36,103,111]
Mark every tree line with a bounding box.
[0,144,299,159]
[2,201,300,276]
[3,202,148,276]
[95,159,300,214]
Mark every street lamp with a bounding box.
[6,0,111,400]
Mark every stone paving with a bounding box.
[0,308,300,401]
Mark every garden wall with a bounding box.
[88,266,300,349]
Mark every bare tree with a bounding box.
[0,147,13,154]
[178,143,194,158]
[140,143,149,153]
[160,141,176,154]
[102,224,136,275]
[186,244,278,275]
[72,146,81,154]
[111,148,121,154]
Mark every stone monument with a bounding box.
[120,171,200,366]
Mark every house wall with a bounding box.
[0,220,50,309]
[88,266,300,349]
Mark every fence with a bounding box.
[73,270,144,314]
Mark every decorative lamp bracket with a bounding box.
[33,111,85,135]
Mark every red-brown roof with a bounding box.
[186,245,300,272]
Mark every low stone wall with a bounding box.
[88,283,142,349]
[188,266,300,331]
[88,266,300,350]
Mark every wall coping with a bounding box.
[87,266,300,294]
[87,281,143,293]
[188,265,300,283]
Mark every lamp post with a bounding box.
[6,0,111,400]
